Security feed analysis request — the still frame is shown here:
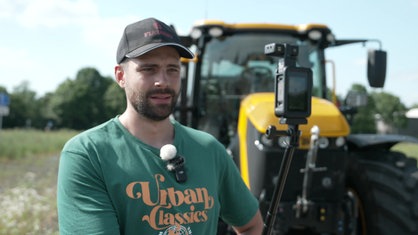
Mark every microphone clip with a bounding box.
[160,144,187,183]
[166,155,187,183]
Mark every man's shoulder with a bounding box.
[63,118,120,150]
[174,121,217,142]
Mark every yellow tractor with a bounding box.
[175,20,418,234]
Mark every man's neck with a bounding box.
[118,111,174,149]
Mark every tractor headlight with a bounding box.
[208,27,223,37]
[335,137,346,147]
[326,33,335,43]
[318,137,329,149]
[278,136,291,148]
[260,134,273,147]
[308,30,322,41]
[190,28,202,39]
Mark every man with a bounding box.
[57,17,263,235]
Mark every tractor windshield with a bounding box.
[195,33,323,142]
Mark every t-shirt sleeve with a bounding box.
[217,149,259,227]
[57,139,120,235]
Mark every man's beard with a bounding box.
[130,88,178,121]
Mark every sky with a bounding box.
[1,0,418,107]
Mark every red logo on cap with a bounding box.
[153,22,162,31]
[144,21,174,39]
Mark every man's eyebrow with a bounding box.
[138,63,157,68]
[135,62,180,71]
[167,64,181,69]
[135,63,157,71]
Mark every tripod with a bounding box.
[262,118,305,235]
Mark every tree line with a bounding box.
[0,67,411,132]
[342,84,408,134]
[0,67,125,130]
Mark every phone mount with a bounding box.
[262,43,313,235]
[265,43,312,124]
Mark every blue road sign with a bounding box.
[0,93,10,106]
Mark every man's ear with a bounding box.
[114,65,125,88]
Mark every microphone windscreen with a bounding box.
[160,144,177,161]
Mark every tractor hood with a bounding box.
[240,93,350,137]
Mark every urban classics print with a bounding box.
[125,174,215,231]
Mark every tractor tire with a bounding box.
[347,150,418,235]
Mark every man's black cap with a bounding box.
[116,18,194,63]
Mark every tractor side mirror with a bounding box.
[367,49,387,88]
[345,90,368,108]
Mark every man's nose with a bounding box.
[154,71,169,87]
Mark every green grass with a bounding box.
[0,129,417,234]
[0,129,79,235]
[0,129,78,159]
[392,142,418,163]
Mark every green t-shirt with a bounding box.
[57,117,259,235]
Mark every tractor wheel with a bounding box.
[346,150,418,235]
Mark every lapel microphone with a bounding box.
[160,144,187,183]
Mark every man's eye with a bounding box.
[168,67,180,73]
[141,67,154,72]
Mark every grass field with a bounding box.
[0,129,417,234]
[392,142,418,160]
[0,129,78,235]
